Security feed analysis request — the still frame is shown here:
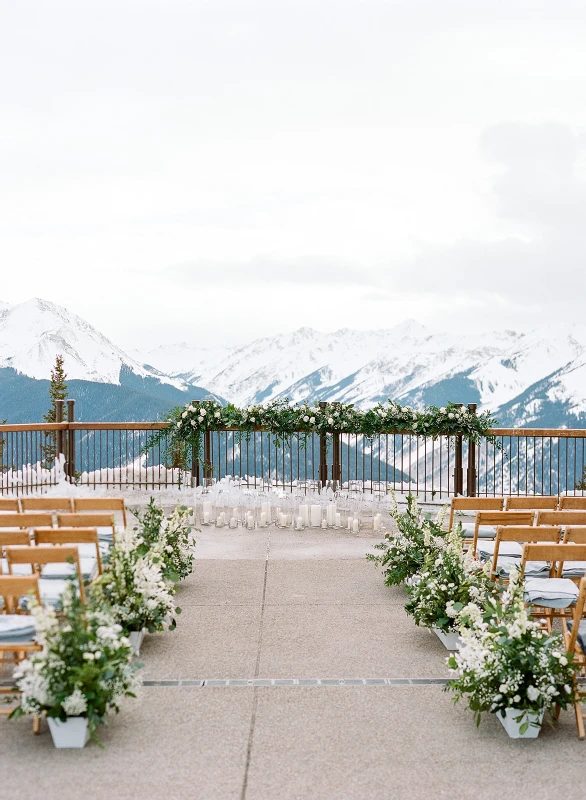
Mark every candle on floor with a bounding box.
[347,517,352,530]
[310,505,321,527]
[203,501,212,515]
[229,517,237,528]
[203,511,210,524]
[296,516,304,530]
[335,513,341,528]
[247,514,254,530]
[232,507,239,521]
[373,513,381,532]
[352,518,360,533]
[321,519,327,529]
[260,512,267,527]
[300,505,310,526]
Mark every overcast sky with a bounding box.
[2,0,586,349]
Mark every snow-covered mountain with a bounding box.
[0,298,186,388]
[137,322,586,428]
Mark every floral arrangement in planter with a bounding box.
[143,398,499,469]
[10,584,140,747]
[367,493,449,586]
[447,568,578,737]
[89,528,180,646]
[404,528,494,648]
[134,499,197,583]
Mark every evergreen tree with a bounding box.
[41,355,68,468]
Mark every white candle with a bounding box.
[247,514,254,530]
[335,513,341,528]
[321,519,327,529]
[260,512,267,527]
[229,517,237,528]
[232,507,239,521]
[203,501,212,515]
[326,504,336,526]
[296,516,304,530]
[300,505,310,526]
[352,518,360,533]
[373,514,381,532]
[310,505,321,527]
[216,513,224,528]
[347,518,352,530]
[203,511,210,524]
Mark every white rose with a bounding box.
[303,415,309,422]
[250,417,255,422]
[214,411,221,418]
[448,413,454,419]
[328,417,334,425]
[560,656,568,666]
[182,411,188,418]
[176,422,181,428]
[309,417,315,424]
[440,407,446,413]
[201,409,206,416]
[191,420,196,426]
[198,416,204,423]
[513,695,521,703]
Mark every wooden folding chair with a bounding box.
[561,577,586,739]
[74,497,127,528]
[20,497,73,513]
[470,511,534,557]
[560,497,586,511]
[564,527,586,544]
[0,498,20,513]
[505,496,558,512]
[5,546,86,603]
[0,513,53,531]
[521,543,586,627]
[536,510,586,528]
[448,496,504,531]
[0,575,43,733]
[56,513,116,542]
[488,526,561,580]
[33,528,102,577]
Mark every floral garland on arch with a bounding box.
[143,398,499,468]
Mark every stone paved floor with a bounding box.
[1,525,584,800]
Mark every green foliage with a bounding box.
[41,354,69,468]
[10,583,140,739]
[447,571,578,723]
[132,498,197,583]
[144,399,500,471]
[367,494,449,586]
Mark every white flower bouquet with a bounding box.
[90,528,180,634]
[404,528,493,633]
[10,583,140,740]
[135,499,197,583]
[447,569,578,731]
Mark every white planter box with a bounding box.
[128,629,145,655]
[432,627,463,650]
[48,716,90,748]
[497,708,544,739]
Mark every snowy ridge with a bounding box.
[0,298,186,388]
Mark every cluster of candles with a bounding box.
[198,500,385,532]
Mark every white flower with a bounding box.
[62,688,88,717]
[448,413,454,419]
[182,411,188,418]
[198,416,204,423]
[513,695,521,703]
[309,417,315,424]
[559,656,568,666]
[565,685,572,693]
[328,418,334,425]
[250,417,255,422]
[303,415,309,422]
[83,652,95,661]
[440,407,446,413]
[176,422,181,428]
[214,411,221,419]
[200,409,206,416]
[526,685,540,702]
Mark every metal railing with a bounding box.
[1,399,586,498]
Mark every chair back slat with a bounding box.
[5,546,85,602]
[560,497,586,511]
[505,496,558,511]
[471,511,534,557]
[537,511,586,526]
[449,497,504,529]
[0,513,53,529]
[496,525,561,542]
[522,542,586,564]
[0,531,30,547]
[564,527,586,544]
[20,497,73,512]
[57,513,114,530]
[0,574,41,612]
[0,498,20,512]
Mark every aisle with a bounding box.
[2,525,584,800]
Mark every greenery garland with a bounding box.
[143,398,499,469]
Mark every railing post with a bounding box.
[191,401,200,488]
[319,401,328,486]
[466,403,477,497]
[453,403,464,496]
[66,399,76,482]
[203,430,212,481]
[331,401,341,489]
[55,399,64,462]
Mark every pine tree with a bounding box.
[41,354,68,468]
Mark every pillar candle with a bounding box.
[352,518,360,533]
[373,514,381,532]
[296,516,304,530]
[321,519,327,529]
[203,501,212,515]
[347,517,352,530]
[247,514,254,530]
[335,513,341,528]
[229,517,237,528]
[300,505,310,526]
[232,507,239,521]
[310,505,321,527]
[260,512,267,527]
[203,511,210,524]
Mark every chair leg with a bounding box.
[32,715,40,735]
